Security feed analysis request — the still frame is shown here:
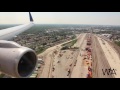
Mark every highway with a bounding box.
[96,35,120,78]
[38,33,90,78]
[37,33,120,78]
[71,33,88,78]
[92,34,114,78]
[92,34,120,78]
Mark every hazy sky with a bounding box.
[0,12,120,25]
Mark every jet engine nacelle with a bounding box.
[0,40,37,78]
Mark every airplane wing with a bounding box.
[0,12,34,40]
[0,12,37,78]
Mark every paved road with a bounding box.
[39,33,92,78]
[71,33,87,78]
[96,35,120,78]
[92,34,114,78]
[38,33,120,78]
[38,35,82,78]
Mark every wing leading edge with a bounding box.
[0,12,34,40]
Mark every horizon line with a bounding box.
[0,23,120,26]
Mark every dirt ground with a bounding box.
[37,33,92,78]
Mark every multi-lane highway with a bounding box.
[38,33,91,78]
[37,33,120,78]
[92,34,120,78]
[92,34,114,78]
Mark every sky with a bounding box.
[0,12,120,25]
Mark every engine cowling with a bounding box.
[0,40,37,78]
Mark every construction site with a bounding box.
[36,33,120,78]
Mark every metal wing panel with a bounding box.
[0,22,34,40]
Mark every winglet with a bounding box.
[29,12,34,22]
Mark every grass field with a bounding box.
[62,39,77,47]
[115,41,120,47]
[61,39,77,50]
